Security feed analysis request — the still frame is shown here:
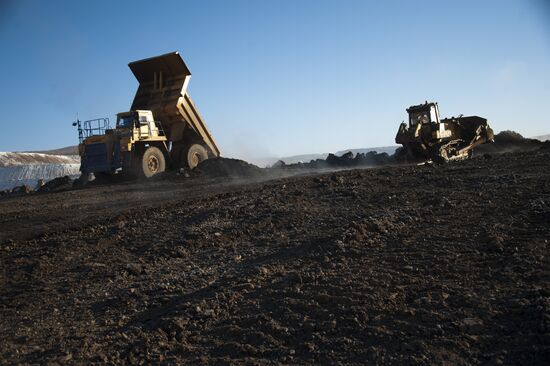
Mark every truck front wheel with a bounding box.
[185,144,209,169]
[139,146,166,177]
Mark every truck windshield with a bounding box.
[117,116,135,128]
[409,111,430,125]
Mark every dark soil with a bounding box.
[0,150,549,365]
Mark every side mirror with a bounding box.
[72,122,77,126]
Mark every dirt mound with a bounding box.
[194,157,265,178]
[495,130,527,142]
[37,176,73,193]
[476,130,545,154]
[0,184,32,198]
[1,176,75,198]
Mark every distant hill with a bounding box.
[25,145,79,156]
[533,134,550,142]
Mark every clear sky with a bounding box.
[1,0,549,159]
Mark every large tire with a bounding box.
[184,144,209,169]
[138,146,166,178]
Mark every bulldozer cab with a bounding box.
[407,102,440,126]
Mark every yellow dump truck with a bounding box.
[74,52,220,178]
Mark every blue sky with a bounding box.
[0,0,549,158]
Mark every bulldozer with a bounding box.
[395,101,494,162]
[73,52,220,179]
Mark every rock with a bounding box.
[125,263,143,275]
[177,168,191,178]
[37,176,73,193]
[460,317,484,333]
[35,179,45,190]
[271,160,286,168]
[330,174,345,184]
[10,185,32,196]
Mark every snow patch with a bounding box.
[0,164,81,191]
[0,152,80,167]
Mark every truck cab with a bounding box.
[117,110,161,137]
[115,110,167,150]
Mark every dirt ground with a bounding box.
[1,150,549,365]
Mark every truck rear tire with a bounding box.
[185,144,209,169]
[139,146,166,178]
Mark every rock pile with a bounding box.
[194,158,265,178]
[274,151,394,170]
[37,176,73,193]
[0,184,32,198]
[0,175,74,198]
[477,130,547,154]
